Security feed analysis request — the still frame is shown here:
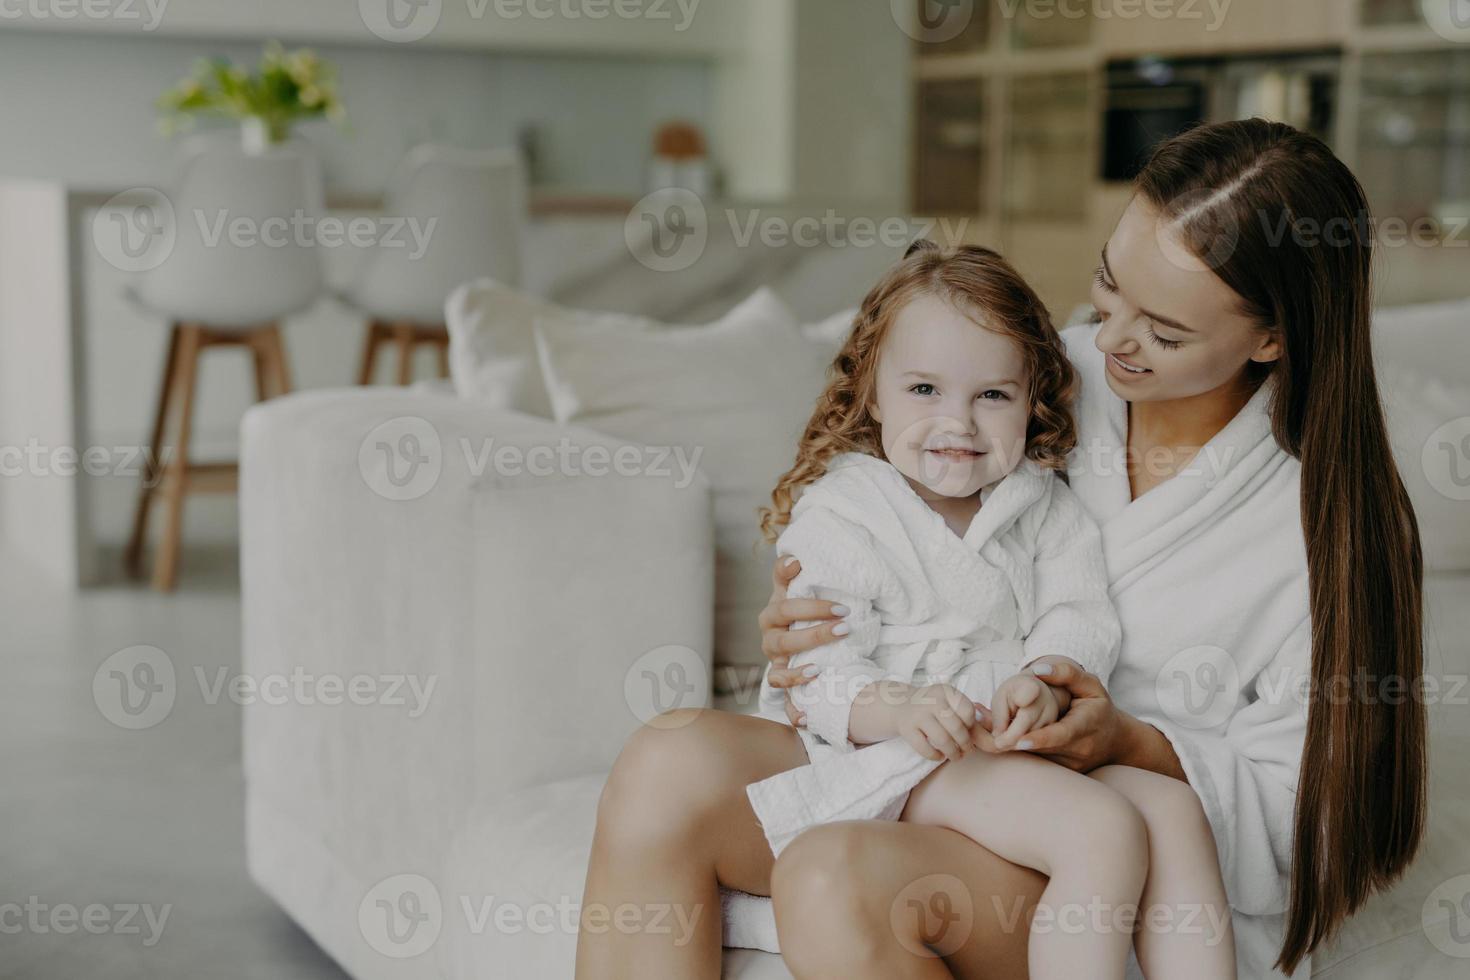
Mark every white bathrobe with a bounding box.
[723,322,1314,980]
[745,451,1120,850]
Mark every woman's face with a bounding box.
[1089,196,1281,402]
[869,292,1031,501]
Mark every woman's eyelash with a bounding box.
[1093,266,1183,350]
[1146,328,1183,351]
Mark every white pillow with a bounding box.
[534,288,833,688]
[445,278,665,418]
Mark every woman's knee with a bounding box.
[596,708,725,842]
[771,826,886,970]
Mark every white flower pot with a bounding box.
[241,116,271,155]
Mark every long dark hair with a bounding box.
[1135,118,1426,973]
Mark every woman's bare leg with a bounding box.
[574,708,808,980]
[771,819,1048,980]
[1090,765,1236,980]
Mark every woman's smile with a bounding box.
[1106,352,1153,380]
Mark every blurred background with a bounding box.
[2,3,1468,979]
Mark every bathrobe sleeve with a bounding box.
[1133,614,1311,916]
[760,507,904,749]
[1018,479,1122,682]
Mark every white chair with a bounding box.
[124,137,325,591]
[341,144,527,385]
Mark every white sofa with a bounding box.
[241,299,1470,980]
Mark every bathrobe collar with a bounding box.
[1066,328,1290,588]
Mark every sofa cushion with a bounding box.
[534,288,832,689]
[445,278,666,418]
[438,772,793,980]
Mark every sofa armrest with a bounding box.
[240,387,713,885]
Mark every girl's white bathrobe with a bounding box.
[723,322,1314,980]
[745,451,1121,850]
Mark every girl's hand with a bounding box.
[989,673,1061,750]
[758,558,849,727]
[895,684,979,763]
[1008,659,1134,773]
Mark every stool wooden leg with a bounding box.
[394,323,414,385]
[436,333,450,379]
[263,323,292,395]
[152,324,203,593]
[356,321,383,386]
[124,323,181,578]
[249,328,272,401]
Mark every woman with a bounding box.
[576,119,1426,979]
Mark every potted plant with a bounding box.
[158,41,345,153]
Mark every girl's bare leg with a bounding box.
[896,749,1148,980]
[574,708,808,980]
[772,818,1047,980]
[1090,765,1236,980]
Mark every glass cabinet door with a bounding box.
[1357,49,1470,230]
[1009,3,1093,49]
[914,78,987,216]
[1004,72,1094,221]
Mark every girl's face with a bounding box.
[870,292,1031,501]
[1090,197,1282,401]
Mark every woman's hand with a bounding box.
[1001,659,1144,774]
[758,557,849,727]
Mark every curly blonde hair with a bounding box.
[758,239,1077,543]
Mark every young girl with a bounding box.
[741,240,1235,979]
